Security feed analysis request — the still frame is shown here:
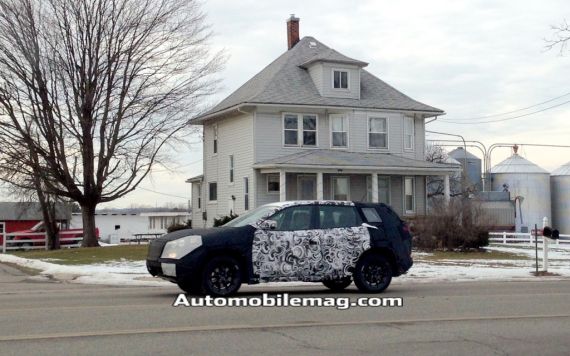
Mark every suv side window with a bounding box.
[318,205,362,229]
[361,208,382,223]
[269,206,315,231]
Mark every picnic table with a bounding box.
[129,233,163,245]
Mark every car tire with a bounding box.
[200,255,243,297]
[353,253,392,293]
[322,277,352,291]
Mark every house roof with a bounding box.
[0,202,70,221]
[253,150,460,174]
[185,174,204,183]
[192,37,444,123]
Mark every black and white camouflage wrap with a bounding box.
[252,226,371,282]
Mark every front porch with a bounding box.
[253,150,459,217]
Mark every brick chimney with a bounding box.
[287,14,300,50]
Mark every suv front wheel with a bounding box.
[353,253,392,293]
[201,255,243,297]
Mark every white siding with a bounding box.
[203,112,254,226]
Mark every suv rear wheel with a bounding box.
[201,255,243,297]
[353,253,392,293]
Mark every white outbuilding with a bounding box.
[551,161,570,234]
[490,148,551,233]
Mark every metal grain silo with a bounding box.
[448,147,482,191]
[490,148,551,233]
[551,162,570,234]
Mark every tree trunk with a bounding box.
[81,203,99,247]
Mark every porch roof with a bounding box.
[253,150,460,175]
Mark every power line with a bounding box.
[137,186,188,199]
[439,90,570,122]
[440,99,570,124]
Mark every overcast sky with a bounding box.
[53,0,570,207]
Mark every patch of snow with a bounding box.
[1,245,570,288]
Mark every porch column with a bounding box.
[316,172,324,200]
[444,174,450,204]
[371,173,379,203]
[279,170,287,202]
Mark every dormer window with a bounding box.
[333,70,348,89]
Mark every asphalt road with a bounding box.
[1,263,570,356]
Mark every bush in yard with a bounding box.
[167,220,192,233]
[213,212,238,227]
[413,199,489,251]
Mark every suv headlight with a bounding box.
[161,235,202,259]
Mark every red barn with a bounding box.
[0,202,71,245]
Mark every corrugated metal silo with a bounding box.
[490,149,551,232]
[448,147,482,191]
[551,161,570,234]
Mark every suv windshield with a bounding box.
[223,205,281,228]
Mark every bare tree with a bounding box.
[0,0,224,246]
[546,19,570,54]
[425,144,462,199]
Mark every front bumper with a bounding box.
[146,239,205,284]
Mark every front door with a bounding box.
[297,175,316,200]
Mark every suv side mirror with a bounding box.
[260,220,277,230]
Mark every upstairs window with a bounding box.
[213,125,218,154]
[283,114,318,147]
[330,114,348,148]
[333,70,348,89]
[404,116,415,150]
[368,117,388,149]
[229,155,234,183]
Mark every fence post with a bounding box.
[45,232,48,251]
[502,232,507,244]
[543,217,549,272]
[2,230,6,253]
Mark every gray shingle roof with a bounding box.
[253,150,459,174]
[193,37,444,122]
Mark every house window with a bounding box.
[366,176,391,204]
[333,70,348,89]
[369,117,388,149]
[283,114,317,147]
[330,114,348,148]
[284,114,298,145]
[404,116,414,150]
[209,182,217,201]
[229,155,234,183]
[244,177,249,211]
[332,176,350,201]
[197,183,201,210]
[267,174,280,193]
[213,125,218,154]
[404,177,415,214]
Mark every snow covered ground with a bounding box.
[0,244,569,287]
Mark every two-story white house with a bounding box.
[188,16,458,227]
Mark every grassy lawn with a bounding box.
[12,245,148,265]
[417,250,529,261]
